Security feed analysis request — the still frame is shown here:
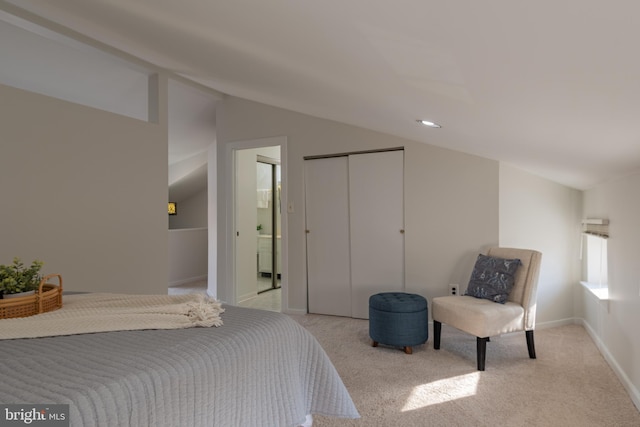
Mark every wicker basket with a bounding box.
[0,274,63,319]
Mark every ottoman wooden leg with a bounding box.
[372,341,378,347]
[404,346,412,354]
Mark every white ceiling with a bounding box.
[7,0,640,190]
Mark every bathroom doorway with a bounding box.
[230,138,286,313]
[256,156,281,294]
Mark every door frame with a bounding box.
[256,156,281,293]
[224,136,288,310]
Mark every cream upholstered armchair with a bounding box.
[432,247,542,371]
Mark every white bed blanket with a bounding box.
[0,293,224,339]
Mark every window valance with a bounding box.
[582,218,609,239]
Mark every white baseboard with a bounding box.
[577,318,640,413]
[169,275,207,288]
[535,317,577,330]
[283,308,307,316]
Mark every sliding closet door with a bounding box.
[305,157,352,317]
[349,151,404,319]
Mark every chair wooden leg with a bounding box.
[477,337,489,371]
[404,346,412,354]
[372,340,378,347]
[434,321,441,350]
[526,330,536,359]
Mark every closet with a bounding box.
[305,149,404,319]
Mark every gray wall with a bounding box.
[0,83,168,294]
[169,188,208,229]
[216,96,499,311]
[581,173,640,409]
[499,164,582,325]
[168,228,207,286]
[216,97,582,328]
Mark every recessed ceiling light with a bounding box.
[417,119,441,128]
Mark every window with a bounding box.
[581,219,609,299]
[585,234,607,286]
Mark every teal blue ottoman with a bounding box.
[369,292,428,354]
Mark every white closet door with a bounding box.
[305,157,352,316]
[349,151,404,319]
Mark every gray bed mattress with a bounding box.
[0,305,359,426]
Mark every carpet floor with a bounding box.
[290,314,640,427]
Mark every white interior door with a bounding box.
[235,149,258,302]
[349,151,404,319]
[305,157,351,316]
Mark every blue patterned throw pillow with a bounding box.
[465,254,521,303]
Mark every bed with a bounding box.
[0,295,359,426]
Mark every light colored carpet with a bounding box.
[290,314,640,426]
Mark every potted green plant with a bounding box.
[0,257,44,299]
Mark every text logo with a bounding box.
[0,405,69,427]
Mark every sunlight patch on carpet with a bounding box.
[401,372,480,411]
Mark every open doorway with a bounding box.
[228,137,287,312]
[256,156,281,294]
[167,79,219,296]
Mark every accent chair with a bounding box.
[432,247,542,371]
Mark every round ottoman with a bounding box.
[369,292,428,354]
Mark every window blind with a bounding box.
[582,219,609,239]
